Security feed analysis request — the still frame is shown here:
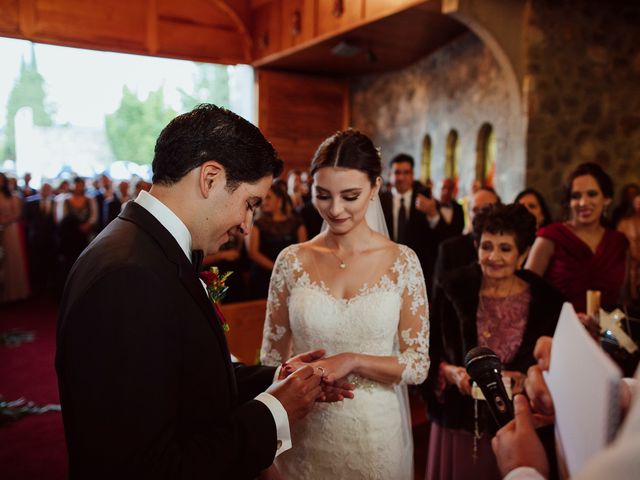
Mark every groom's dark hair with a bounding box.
[152,104,283,190]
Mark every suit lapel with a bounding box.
[119,202,237,397]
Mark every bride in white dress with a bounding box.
[261,130,430,479]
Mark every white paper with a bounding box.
[546,303,622,475]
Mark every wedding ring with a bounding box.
[317,366,325,376]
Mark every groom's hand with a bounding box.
[267,365,323,424]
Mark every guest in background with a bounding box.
[0,172,30,302]
[526,162,628,313]
[432,186,501,294]
[7,176,19,196]
[24,182,57,295]
[103,179,127,226]
[461,179,483,230]
[58,177,97,284]
[134,179,151,197]
[53,178,71,223]
[425,203,563,480]
[611,183,640,228]
[380,153,442,291]
[515,188,553,230]
[248,184,307,298]
[20,172,37,198]
[617,192,640,306]
[287,169,307,210]
[202,231,249,304]
[437,177,465,237]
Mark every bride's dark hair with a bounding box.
[310,129,382,186]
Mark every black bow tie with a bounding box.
[191,249,204,274]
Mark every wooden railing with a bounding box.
[219,299,267,365]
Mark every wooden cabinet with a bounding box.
[252,0,281,59]
[364,0,421,21]
[280,0,315,49]
[316,0,363,37]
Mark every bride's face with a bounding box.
[313,167,379,234]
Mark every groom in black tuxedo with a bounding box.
[56,105,344,479]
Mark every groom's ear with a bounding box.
[199,161,225,198]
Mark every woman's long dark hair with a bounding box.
[514,188,553,228]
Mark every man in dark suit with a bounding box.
[56,105,349,479]
[24,182,57,295]
[380,154,444,291]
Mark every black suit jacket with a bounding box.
[380,187,445,290]
[56,202,278,479]
[437,200,464,239]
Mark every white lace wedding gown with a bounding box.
[261,243,430,479]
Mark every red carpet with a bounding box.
[0,296,430,479]
[0,296,67,480]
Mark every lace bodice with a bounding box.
[261,243,430,385]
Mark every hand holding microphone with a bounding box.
[465,346,514,428]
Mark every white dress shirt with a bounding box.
[135,190,292,457]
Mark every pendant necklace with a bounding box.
[325,236,347,269]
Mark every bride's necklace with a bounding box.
[325,237,348,269]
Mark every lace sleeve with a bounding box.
[260,247,294,366]
[396,247,430,385]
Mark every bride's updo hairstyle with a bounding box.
[310,129,382,186]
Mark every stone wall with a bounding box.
[525,0,640,216]
[350,31,524,201]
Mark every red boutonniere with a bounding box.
[200,266,233,332]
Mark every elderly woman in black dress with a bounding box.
[425,203,564,480]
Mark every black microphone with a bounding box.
[465,346,514,428]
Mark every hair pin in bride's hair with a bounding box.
[375,146,382,160]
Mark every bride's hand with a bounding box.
[279,349,326,380]
[312,353,357,383]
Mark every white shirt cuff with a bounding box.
[427,213,441,228]
[503,466,545,480]
[255,392,292,458]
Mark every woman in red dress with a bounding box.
[525,162,629,312]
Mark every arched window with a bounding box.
[420,134,432,185]
[445,129,459,187]
[476,123,496,188]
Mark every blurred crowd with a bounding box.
[1,161,639,317]
[0,172,151,301]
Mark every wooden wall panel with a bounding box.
[30,0,147,50]
[0,0,252,65]
[258,69,348,172]
[156,19,248,64]
[0,0,20,35]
